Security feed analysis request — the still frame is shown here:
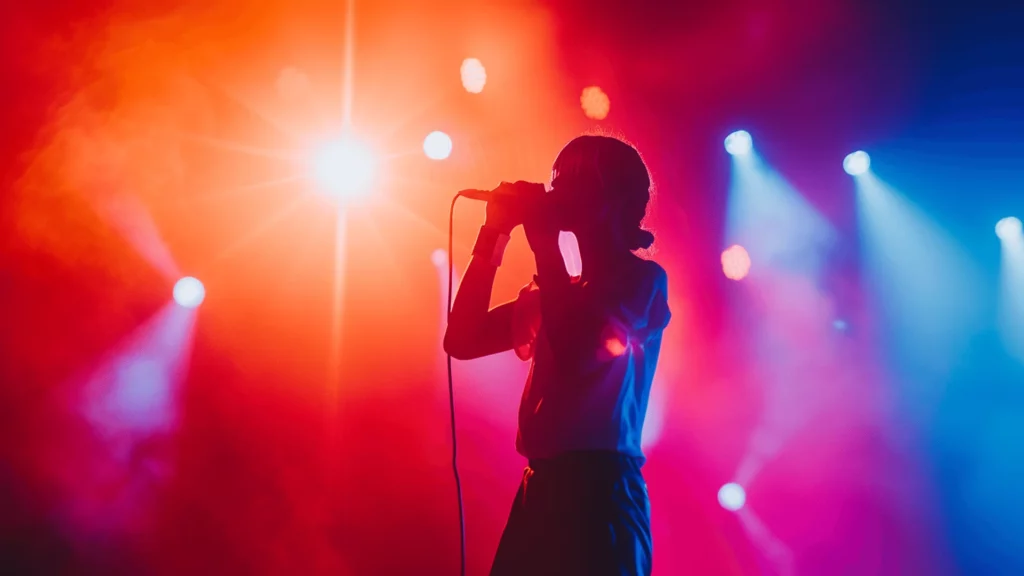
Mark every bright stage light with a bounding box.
[424,131,453,160]
[718,482,746,511]
[311,136,376,200]
[722,244,752,281]
[843,151,871,176]
[173,277,205,308]
[461,58,487,94]
[996,216,1022,240]
[724,130,753,156]
[833,319,849,331]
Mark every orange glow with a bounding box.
[276,66,311,100]
[722,244,752,280]
[604,336,628,357]
[580,86,610,120]
[461,58,487,93]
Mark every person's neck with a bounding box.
[576,234,629,284]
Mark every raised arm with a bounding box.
[444,181,547,361]
[443,250,516,360]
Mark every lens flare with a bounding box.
[310,136,376,200]
[724,130,753,156]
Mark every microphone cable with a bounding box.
[446,193,467,576]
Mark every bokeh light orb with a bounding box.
[461,58,487,94]
[173,277,205,308]
[431,248,447,267]
[996,216,1022,240]
[833,319,849,332]
[423,131,453,161]
[311,136,376,200]
[843,150,871,176]
[724,130,753,156]
[581,86,610,120]
[721,245,752,281]
[718,482,746,512]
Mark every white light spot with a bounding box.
[718,482,746,511]
[173,277,205,309]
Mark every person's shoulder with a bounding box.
[634,258,670,330]
[631,256,668,292]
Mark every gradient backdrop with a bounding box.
[2,0,1023,574]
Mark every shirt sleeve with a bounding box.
[645,265,671,334]
[511,280,542,361]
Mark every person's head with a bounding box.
[548,135,655,252]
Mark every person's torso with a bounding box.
[511,259,669,461]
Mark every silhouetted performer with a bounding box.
[445,135,671,576]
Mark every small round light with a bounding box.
[724,130,753,156]
[722,245,752,281]
[718,482,746,511]
[996,216,1022,240]
[461,58,487,94]
[581,86,611,120]
[843,151,871,176]
[423,131,453,161]
[173,277,205,309]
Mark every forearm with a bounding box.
[445,225,508,350]
[447,255,499,334]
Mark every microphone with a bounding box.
[457,188,514,202]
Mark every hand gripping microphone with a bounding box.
[458,181,547,202]
[456,187,513,201]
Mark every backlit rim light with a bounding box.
[724,130,753,156]
[996,216,1023,240]
[843,150,871,176]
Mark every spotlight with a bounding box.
[996,216,1022,240]
[718,482,746,512]
[461,58,487,94]
[173,277,205,309]
[833,319,849,331]
[423,131,453,161]
[843,151,871,176]
[721,245,752,281]
[724,130,753,156]
[310,136,376,200]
